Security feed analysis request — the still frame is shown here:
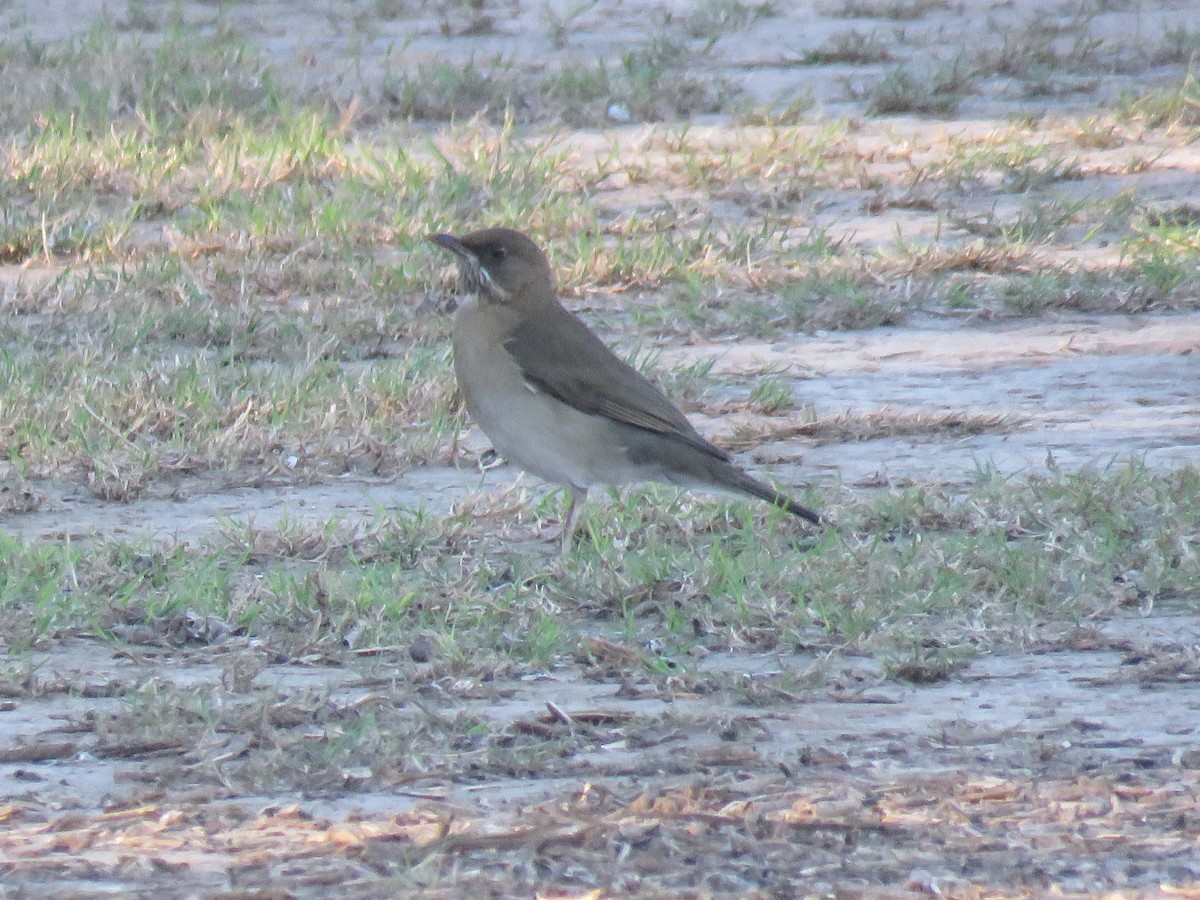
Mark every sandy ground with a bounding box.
[3,0,1200,897]
[2,610,1200,897]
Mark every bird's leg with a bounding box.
[560,485,589,555]
[448,387,466,463]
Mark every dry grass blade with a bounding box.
[727,409,1027,450]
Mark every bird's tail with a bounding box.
[730,469,823,526]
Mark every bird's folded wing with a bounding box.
[504,314,731,462]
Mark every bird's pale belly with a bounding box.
[453,302,646,490]
[473,389,643,489]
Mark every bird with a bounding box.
[428,227,822,551]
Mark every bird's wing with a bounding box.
[503,310,731,462]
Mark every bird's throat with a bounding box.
[455,259,508,303]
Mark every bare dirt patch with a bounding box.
[3,612,1200,896]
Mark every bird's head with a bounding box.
[428,227,555,306]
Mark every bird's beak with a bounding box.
[427,233,472,259]
[428,231,505,300]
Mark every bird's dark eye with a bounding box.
[490,245,507,261]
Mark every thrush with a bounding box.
[428,227,822,551]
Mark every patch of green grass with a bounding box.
[538,59,613,116]
[544,0,600,49]
[681,0,775,39]
[565,463,1198,654]
[747,370,796,414]
[0,20,281,133]
[1120,214,1200,295]
[974,8,1106,80]
[769,272,900,331]
[620,259,900,338]
[643,120,854,197]
[733,92,816,126]
[899,126,1086,199]
[831,0,949,19]
[951,196,1090,244]
[1153,23,1200,66]
[1118,70,1200,131]
[988,255,1200,317]
[0,337,459,480]
[802,30,893,66]
[998,271,1076,314]
[884,646,968,683]
[381,56,523,122]
[649,356,719,409]
[379,31,735,125]
[11,462,1194,665]
[995,150,1085,194]
[611,35,733,121]
[864,60,974,116]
